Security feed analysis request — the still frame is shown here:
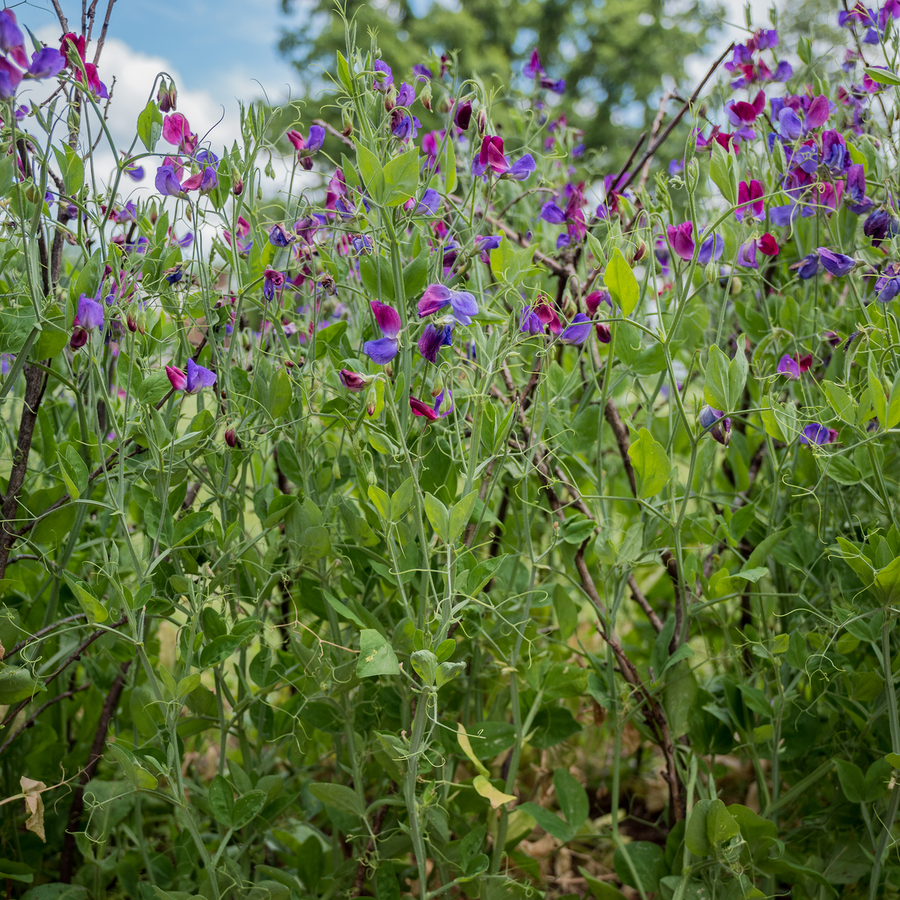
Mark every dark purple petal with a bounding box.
[418,284,451,317]
[817,247,856,276]
[559,313,591,345]
[540,202,566,224]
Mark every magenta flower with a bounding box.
[162,114,197,154]
[454,100,472,130]
[736,179,764,221]
[777,355,800,378]
[166,358,217,394]
[287,126,325,170]
[666,222,724,264]
[263,269,285,302]
[418,284,478,325]
[726,90,765,127]
[339,369,372,391]
[182,166,217,195]
[524,48,544,79]
[410,388,453,422]
[363,300,401,365]
[472,135,535,181]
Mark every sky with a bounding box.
[14,0,777,167]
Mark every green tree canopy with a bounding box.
[279,0,722,164]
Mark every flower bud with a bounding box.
[342,110,353,136]
[231,166,243,196]
[365,383,378,416]
[332,460,341,480]
[420,82,432,112]
[366,470,377,485]
[476,109,487,134]
[704,261,718,284]
[224,427,241,449]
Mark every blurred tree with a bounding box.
[278,0,723,164]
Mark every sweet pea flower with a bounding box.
[263,269,285,302]
[155,164,187,199]
[520,306,543,335]
[821,130,847,173]
[726,90,766,127]
[391,111,421,140]
[472,135,535,180]
[736,179,764,221]
[414,188,440,215]
[585,290,612,316]
[524,48,545,79]
[269,223,295,248]
[790,252,822,279]
[559,314,592,345]
[777,355,800,378]
[666,222,724,264]
[817,247,856,276]
[0,10,24,54]
[845,164,873,214]
[373,60,393,91]
[418,322,453,362]
[418,284,478,325]
[182,166,217,194]
[363,300,401,365]
[410,388,453,422]
[474,234,501,263]
[162,114,197,154]
[864,209,900,246]
[26,48,65,79]
[339,369,373,392]
[454,100,472,130]
[737,233,779,269]
[800,423,835,445]
[70,294,104,352]
[287,125,325,170]
[166,358,217,394]
[875,263,900,302]
[699,406,731,446]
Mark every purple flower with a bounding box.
[418,284,478,325]
[166,359,217,394]
[412,64,433,80]
[559,314,592,345]
[155,165,186,199]
[800,423,832,445]
[778,108,802,140]
[363,300,401,365]
[263,269,285,302]
[454,100,472,130]
[791,252,822,279]
[736,239,758,269]
[777,355,800,378]
[875,263,900,302]
[182,166,217,194]
[373,60,393,91]
[865,209,900,246]
[77,295,104,331]
[507,154,536,181]
[817,247,855,276]
[396,82,415,107]
[845,164,873,214]
[520,306,543,335]
[27,48,65,79]
[821,130,847,173]
[524,48,544,79]
[418,322,452,362]
[269,223,295,248]
[540,201,567,224]
[699,406,731,446]
[414,188,440,215]
[391,112,421,141]
[540,77,565,94]
[410,388,453,422]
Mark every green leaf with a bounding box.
[822,381,857,425]
[604,247,639,316]
[391,477,415,520]
[628,427,671,498]
[685,799,713,856]
[410,649,437,685]
[554,768,589,831]
[0,666,46,704]
[473,775,516,808]
[382,149,419,206]
[367,484,391,520]
[579,867,628,900]
[440,138,456,194]
[62,573,107,624]
[706,799,740,845]
[137,100,163,152]
[357,629,400,677]
[356,144,384,200]
[308,782,365,818]
[336,51,353,92]
[423,492,450,542]
[709,140,737,205]
[199,634,244,669]
[59,446,88,501]
[231,791,266,828]
[449,490,478,543]
[173,511,212,547]
[52,145,84,196]
[704,345,730,410]
[865,66,900,86]
[208,774,234,826]
[517,802,573,842]
[21,885,89,900]
[614,842,665,892]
